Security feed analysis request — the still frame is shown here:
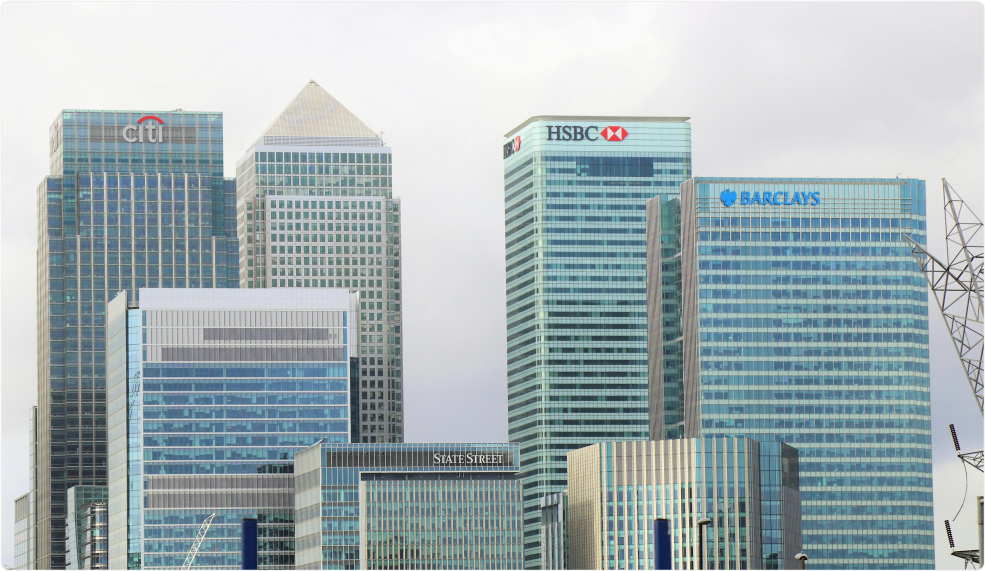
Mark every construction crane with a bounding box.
[905,179,983,414]
[180,512,216,570]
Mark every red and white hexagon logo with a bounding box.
[600,126,628,142]
[513,136,521,151]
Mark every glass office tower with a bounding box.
[35,109,238,568]
[236,81,404,444]
[106,288,357,570]
[502,116,691,567]
[660,178,933,569]
[294,442,523,570]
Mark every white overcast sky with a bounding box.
[2,2,983,566]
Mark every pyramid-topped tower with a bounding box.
[252,80,382,147]
[236,80,405,472]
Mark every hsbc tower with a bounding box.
[501,116,691,568]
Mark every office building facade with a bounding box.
[106,288,357,570]
[294,442,523,570]
[539,492,568,570]
[14,493,32,570]
[503,116,691,567]
[235,80,404,444]
[36,108,238,567]
[65,486,108,570]
[567,438,801,570]
[651,178,933,569]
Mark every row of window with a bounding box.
[255,151,389,164]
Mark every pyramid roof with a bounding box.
[258,80,378,140]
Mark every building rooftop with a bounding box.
[504,115,690,138]
[252,80,379,148]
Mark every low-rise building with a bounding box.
[567,438,801,570]
[294,442,524,570]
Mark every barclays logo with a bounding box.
[720,189,737,207]
[720,188,820,207]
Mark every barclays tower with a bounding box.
[649,178,934,569]
[502,117,691,568]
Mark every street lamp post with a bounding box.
[795,551,808,570]
[697,517,712,570]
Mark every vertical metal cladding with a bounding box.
[567,438,801,570]
[675,177,933,569]
[503,116,691,568]
[36,108,237,569]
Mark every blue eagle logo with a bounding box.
[720,189,737,207]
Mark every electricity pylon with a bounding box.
[905,178,983,414]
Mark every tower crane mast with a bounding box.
[180,512,216,570]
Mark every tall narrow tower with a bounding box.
[35,109,239,568]
[502,117,691,567]
[236,80,404,443]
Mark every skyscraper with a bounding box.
[502,117,691,567]
[35,109,238,568]
[650,178,934,569]
[106,288,357,569]
[236,81,404,443]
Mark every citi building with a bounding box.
[502,116,691,567]
[34,109,237,568]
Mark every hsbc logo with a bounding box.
[503,135,521,159]
[546,125,628,142]
[599,126,628,141]
[122,115,166,143]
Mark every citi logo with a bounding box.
[122,115,166,143]
[503,136,521,159]
[545,125,629,142]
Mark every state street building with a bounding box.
[236,81,404,444]
[648,178,934,569]
[502,116,691,567]
[293,442,524,570]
